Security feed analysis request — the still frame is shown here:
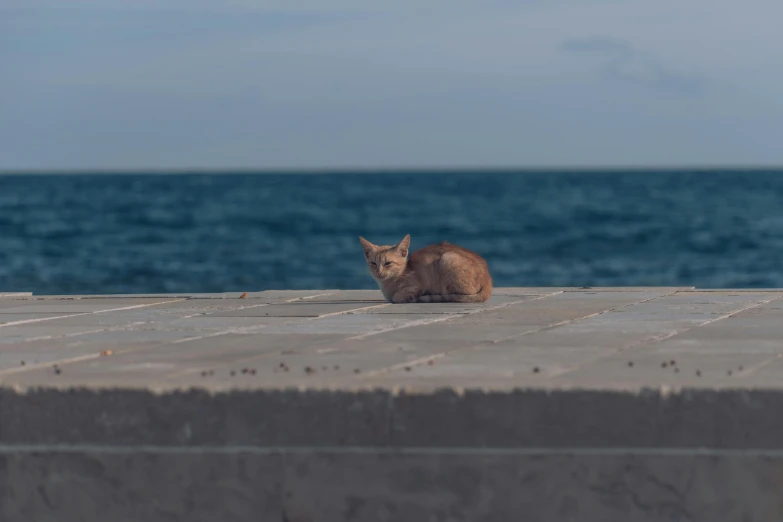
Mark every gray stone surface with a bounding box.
[0,450,282,522]
[281,450,783,522]
[1,287,782,521]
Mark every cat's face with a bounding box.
[359,235,410,280]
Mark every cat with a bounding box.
[359,234,492,303]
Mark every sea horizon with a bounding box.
[3,165,783,176]
[1,169,782,295]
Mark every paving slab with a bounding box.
[0,333,349,389]
[209,301,389,317]
[0,299,182,314]
[356,294,531,314]
[0,313,86,326]
[0,287,782,521]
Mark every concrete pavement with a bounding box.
[1,287,782,521]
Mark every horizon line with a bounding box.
[2,165,783,175]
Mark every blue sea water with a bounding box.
[0,171,782,295]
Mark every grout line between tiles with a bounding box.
[0,298,188,329]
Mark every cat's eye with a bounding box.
[383,261,392,266]
[370,262,377,266]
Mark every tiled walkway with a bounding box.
[1,287,781,391]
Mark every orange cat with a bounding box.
[359,234,492,303]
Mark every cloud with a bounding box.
[561,36,706,96]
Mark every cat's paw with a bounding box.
[391,292,418,304]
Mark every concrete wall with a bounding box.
[2,387,782,522]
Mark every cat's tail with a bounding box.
[418,285,492,303]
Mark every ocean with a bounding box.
[0,170,782,295]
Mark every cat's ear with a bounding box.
[359,236,377,257]
[395,234,411,257]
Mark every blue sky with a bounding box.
[2,0,782,170]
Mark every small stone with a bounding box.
[738,365,744,371]
[201,371,208,377]
[696,370,702,377]
[230,371,236,376]
[674,368,680,373]
[670,360,676,366]
[627,361,634,367]
[727,370,733,376]
[404,366,411,372]
[353,369,360,374]
[533,367,540,374]
[661,362,668,368]
[305,366,316,375]
[427,360,434,366]
[334,365,340,370]
[20,361,25,366]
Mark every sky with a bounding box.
[2,0,783,171]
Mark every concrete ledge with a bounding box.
[3,387,783,449]
[1,288,782,521]
[4,446,782,522]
